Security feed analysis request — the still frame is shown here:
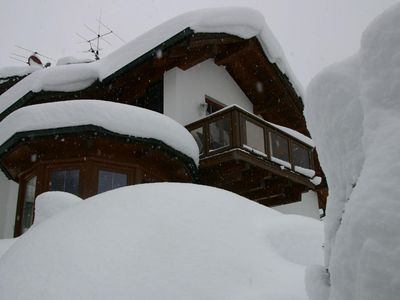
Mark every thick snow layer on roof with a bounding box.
[0,63,99,114]
[99,7,266,80]
[305,3,400,299]
[0,100,199,164]
[56,56,94,66]
[0,65,41,79]
[0,239,14,258]
[0,183,323,299]
[0,7,302,116]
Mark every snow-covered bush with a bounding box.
[305,3,400,299]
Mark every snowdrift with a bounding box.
[0,183,322,300]
[305,3,400,300]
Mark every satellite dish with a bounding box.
[28,54,43,66]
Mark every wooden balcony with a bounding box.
[186,106,318,207]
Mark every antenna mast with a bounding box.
[77,14,124,61]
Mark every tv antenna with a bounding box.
[10,45,54,67]
[76,15,125,61]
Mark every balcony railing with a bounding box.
[185,105,315,177]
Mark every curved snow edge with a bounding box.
[0,100,199,165]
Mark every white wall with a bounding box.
[273,190,320,219]
[0,171,18,238]
[164,59,253,125]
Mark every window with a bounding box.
[190,127,204,154]
[244,120,265,153]
[21,176,37,232]
[205,97,225,115]
[98,170,128,193]
[291,143,311,169]
[49,169,80,195]
[209,117,231,151]
[269,131,289,162]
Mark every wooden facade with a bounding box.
[0,127,196,236]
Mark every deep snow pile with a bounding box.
[0,100,199,164]
[0,7,302,116]
[305,3,400,299]
[0,183,323,300]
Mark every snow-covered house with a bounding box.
[0,8,325,238]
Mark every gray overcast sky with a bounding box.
[0,0,398,88]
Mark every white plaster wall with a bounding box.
[164,59,253,125]
[273,190,320,219]
[0,171,18,238]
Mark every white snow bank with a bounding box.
[305,3,400,300]
[0,183,323,299]
[0,100,199,164]
[0,65,41,79]
[33,192,82,225]
[0,239,15,258]
[0,7,302,116]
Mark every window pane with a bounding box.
[50,169,80,196]
[22,176,37,232]
[205,98,224,115]
[98,170,128,193]
[209,117,231,151]
[190,127,204,154]
[244,120,265,153]
[292,143,311,169]
[269,132,289,162]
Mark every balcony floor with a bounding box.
[198,148,314,207]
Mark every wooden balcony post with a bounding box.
[204,121,210,156]
[231,109,241,149]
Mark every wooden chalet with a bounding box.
[0,8,327,237]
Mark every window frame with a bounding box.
[205,96,225,115]
[291,141,312,170]
[15,174,38,236]
[97,168,129,194]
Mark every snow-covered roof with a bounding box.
[0,183,322,299]
[0,7,302,118]
[0,65,41,79]
[0,100,199,165]
[56,56,94,66]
